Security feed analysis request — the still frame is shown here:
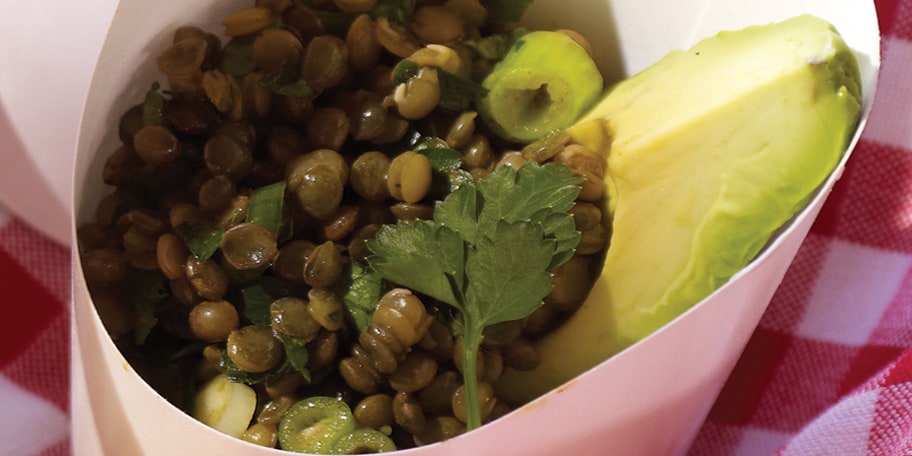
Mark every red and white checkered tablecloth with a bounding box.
[1,0,911,454]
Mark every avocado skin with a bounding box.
[497,14,862,405]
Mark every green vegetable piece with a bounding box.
[478,30,603,143]
[331,428,397,453]
[500,14,864,405]
[367,161,581,430]
[278,396,357,454]
[246,181,287,237]
[142,82,165,127]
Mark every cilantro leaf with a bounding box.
[367,220,465,308]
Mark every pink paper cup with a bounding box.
[72,0,881,454]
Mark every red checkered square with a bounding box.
[687,421,744,456]
[0,218,70,304]
[751,338,861,432]
[708,329,791,425]
[0,247,66,369]
[832,141,912,252]
[869,382,912,454]
[838,345,907,397]
[891,0,912,40]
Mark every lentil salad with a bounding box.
[77,0,610,452]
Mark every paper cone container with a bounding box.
[72,0,881,454]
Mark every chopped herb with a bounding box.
[414,140,463,172]
[142,82,165,126]
[238,282,276,327]
[370,0,415,24]
[246,181,287,237]
[393,59,488,112]
[219,349,294,385]
[414,140,466,196]
[218,35,257,77]
[316,11,358,37]
[279,334,312,382]
[260,60,314,98]
[367,162,582,430]
[127,269,169,345]
[335,261,385,333]
[463,27,530,60]
[235,276,300,327]
[483,0,535,24]
[174,221,225,262]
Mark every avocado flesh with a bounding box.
[497,14,861,404]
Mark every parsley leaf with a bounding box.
[368,220,464,308]
[464,221,554,325]
[366,161,582,430]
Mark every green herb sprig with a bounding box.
[366,161,582,429]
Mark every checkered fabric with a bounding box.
[689,0,912,453]
[1,0,910,454]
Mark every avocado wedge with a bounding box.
[497,14,862,404]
